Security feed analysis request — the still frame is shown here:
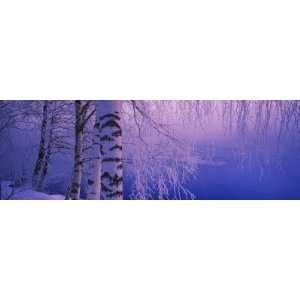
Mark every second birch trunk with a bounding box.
[99,101,123,200]
[32,101,49,189]
[69,101,84,200]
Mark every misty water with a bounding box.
[1,100,300,199]
[123,101,300,200]
[124,143,300,200]
[183,146,299,200]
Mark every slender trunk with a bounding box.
[32,101,49,189]
[69,101,84,200]
[37,113,54,190]
[99,101,123,200]
[86,108,101,199]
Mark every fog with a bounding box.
[0,100,299,199]
[123,100,300,199]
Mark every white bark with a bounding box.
[86,104,101,199]
[99,101,123,200]
[69,101,84,200]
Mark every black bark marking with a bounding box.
[101,184,113,193]
[75,161,83,167]
[100,135,114,142]
[102,157,122,163]
[99,113,120,121]
[109,144,122,151]
[88,179,94,185]
[101,120,121,130]
[112,130,122,137]
[101,172,123,187]
[106,191,123,199]
[99,145,104,156]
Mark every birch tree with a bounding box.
[68,101,85,199]
[86,102,101,199]
[37,111,55,190]
[32,101,49,189]
[68,100,95,199]
[99,101,123,200]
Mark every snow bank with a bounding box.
[0,181,64,200]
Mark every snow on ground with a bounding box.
[0,181,64,200]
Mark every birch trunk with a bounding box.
[69,101,84,200]
[37,113,54,190]
[99,101,123,200]
[86,106,101,199]
[32,101,49,189]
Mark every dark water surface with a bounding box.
[124,144,300,200]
